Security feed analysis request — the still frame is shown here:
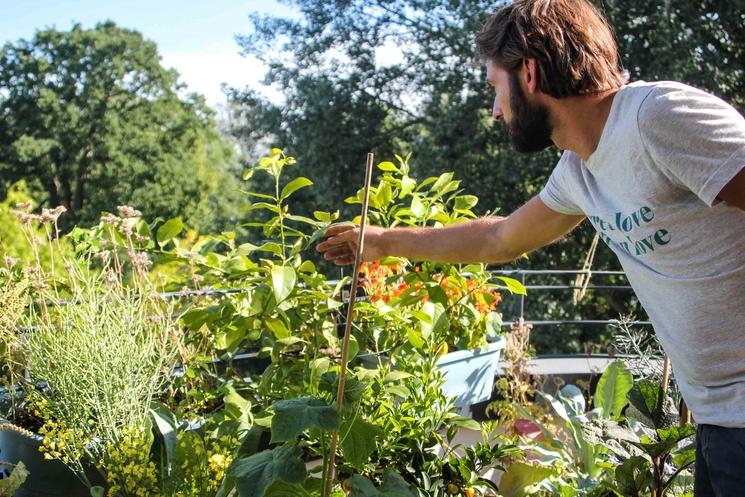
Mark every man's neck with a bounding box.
[548,89,619,161]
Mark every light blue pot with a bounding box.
[435,337,507,408]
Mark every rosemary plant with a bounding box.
[25,266,178,485]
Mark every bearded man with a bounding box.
[317,1,745,494]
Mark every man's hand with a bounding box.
[316,224,388,265]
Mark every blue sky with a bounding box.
[0,0,296,107]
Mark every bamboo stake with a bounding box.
[322,153,375,497]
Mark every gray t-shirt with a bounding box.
[539,81,745,427]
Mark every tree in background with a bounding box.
[0,21,243,232]
[229,0,744,353]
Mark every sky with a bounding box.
[0,0,296,108]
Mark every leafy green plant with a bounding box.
[345,155,525,356]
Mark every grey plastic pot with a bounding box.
[0,421,100,497]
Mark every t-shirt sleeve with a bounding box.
[539,151,585,215]
[638,84,745,206]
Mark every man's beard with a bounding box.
[505,73,553,153]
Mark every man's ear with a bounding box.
[522,58,540,93]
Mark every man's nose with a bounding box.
[492,97,503,121]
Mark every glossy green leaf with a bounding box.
[156,218,183,246]
[495,276,527,295]
[271,265,296,303]
[377,161,399,172]
[595,360,633,419]
[494,462,554,497]
[280,177,313,200]
[149,401,178,473]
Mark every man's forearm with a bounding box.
[378,217,518,264]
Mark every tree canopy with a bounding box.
[0,21,243,231]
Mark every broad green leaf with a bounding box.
[230,446,307,497]
[377,161,399,172]
[410,196,426,217]
[383,371,413,382]
[271,266,296,303]
[237,426,268,458]
[313,210,339,222]
[400,176,416,198]
[224,387,253,429]
[497,462,554,497]
[149,401,178,473]
[280,177,313,200]
[271,397,340,443]
[235,243,259,256]
[264,317,290,339]
[377,181,393,207]
[594,360,633,419]
[672,443,696,469]
[615,456,652,497]
[628,379,663,428]
[340,416,381,468]
[348,469,417,497]
[263,480,311,497]
[495,276,527,295]
[631,425,693,459]
[450,415,481,431]
[157,218,183,246]
[454,195,479,210]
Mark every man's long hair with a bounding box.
[476,0,627,98]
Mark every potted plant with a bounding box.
[344,155,526,409]
[0,203,182,496]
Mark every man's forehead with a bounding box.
[485,60,504,82]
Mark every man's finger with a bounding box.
[333,255,356,266]
[322,247,353,260]
[323,223,356,237]
[317,232,356,251]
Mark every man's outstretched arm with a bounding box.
[316,196,585,265]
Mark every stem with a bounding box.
[322,153,375,497]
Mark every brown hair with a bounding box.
[476,0,627,98]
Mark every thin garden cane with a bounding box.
[322,153,375,497]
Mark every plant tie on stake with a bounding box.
[322,153,374,497]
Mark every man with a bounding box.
[316,0,745,494]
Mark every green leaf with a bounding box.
[594,360,633,419]
[495,276,527,295]
[400,176,416,198]
[454,195,478,210]
[149,401,178,474]
[157,218,183,246]
[280,177,313,200]
[377,161,399,172]
[313,210,339,222]
[263,480,312,497]
[230,446,307,497]
[615,456,652,497]
[376,181,393,207]
[340,416,381,468]
[348,469,417,497]
[271,397,340,443]
[89,487,105,497]
[271,266,297,303]
[264,317,290,339]
[628,379,663,428]
[494,462,554,497]
[0,461,29,496]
